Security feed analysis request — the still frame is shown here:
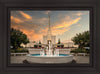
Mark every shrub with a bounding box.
[10,49,15,53]
[71,48,89,53]
[10,48,28,53]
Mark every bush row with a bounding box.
[10,48,28,53]
[70,48,89,53]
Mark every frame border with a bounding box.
[0,0,99,74]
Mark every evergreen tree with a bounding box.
[57,38,61,47]
[39,40,41,47]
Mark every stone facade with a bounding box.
[43,35,56,44]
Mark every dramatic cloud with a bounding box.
[11,16,81,41]
[74,12,88,16]
[53,17,81,29]
[38,28,48,35]
[32,17,48,24]
[52,28,70,35]
[19,11,32,20]
[75,13,83,16]
[11,17,47,41]
[20,29,43,41]
[76,24,81,27]
[11,11,89,42]
[11,16,24,24]
[11,23,43,41]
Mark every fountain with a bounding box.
[26,40,73,63]
[26,15,73,63]
[40,41,59,56]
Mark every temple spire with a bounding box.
[48,15,51,31]
[47,14,52,41]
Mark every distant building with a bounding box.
[20,41,38,48]
[64,42,78,48]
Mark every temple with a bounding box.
[21,15,78,48]
[43,15,56,44]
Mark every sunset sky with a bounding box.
[11,10,89,43]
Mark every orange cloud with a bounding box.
[58,15,70,20]
[11,16,24,23]
[53,17,81,29]
[76,24,81,27]
[38,18,48,24]
[11,25,21,29]
[39,28,48,35]
[36,17,81,36]
[75,13,83,16]
[11,16,81,42]
[20,29,42,41]
[52,28,70,35]
[11,24,43,41]
[65,16,70,20]
[38,25,70,36]
[11,13,82,42]
[19,11,32,20]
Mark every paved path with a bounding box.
[73,56,89,63]
[11,56,89,64]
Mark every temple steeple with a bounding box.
[47,15,52,43]
[43,14,56,44]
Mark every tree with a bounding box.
[72,31,89,50]
[61,45,64,48]
[57,38,64,47]
[11,28,29,49]
[58,38,61,44]
[39,40,42,47]
[34,45,38,48]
